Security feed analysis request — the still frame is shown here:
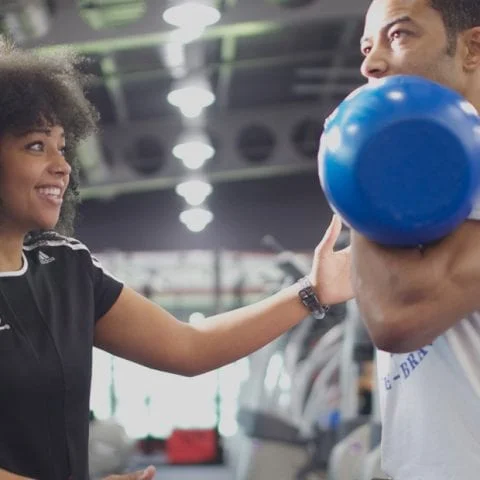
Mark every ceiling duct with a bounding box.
[127,135,166,176]
[267,0,316,7]
[0,0,52,43]
[78,0,147,30]
[237,124,276,164]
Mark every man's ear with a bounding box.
[462,27,480,71]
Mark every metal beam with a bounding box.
[292,83,361,95]
[87,50,339,87]
[295,66,361,78]
[76,53,131,184]
[76,134,111,183]
[80,100,341,199]
[100,54,130,124]
[216,36,236,109]
[30,0,370,54]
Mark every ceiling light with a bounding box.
[167,78,215,118]
[3,0,51,42]
[163,1,221,29]
[176,180,213,206]
[168,25,206,44]
[172,130,215,169]
[179,207,213,232]
[162,42,186,70]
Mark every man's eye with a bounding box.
[389,30,410,42]
[362,46,372,56]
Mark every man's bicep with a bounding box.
[445,220,480,311]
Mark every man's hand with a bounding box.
[310,215,353,305]
[103,465,156,480]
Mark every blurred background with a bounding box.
[1,1,384,479]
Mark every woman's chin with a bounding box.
[33,217,60,232]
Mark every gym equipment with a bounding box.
[327,301,375,480]
[166,428,220,464]
[231,330,309,480]
[293,334,343,479]
[231,236,347,480]
[233,322,344,480]
[359,351,388,480]
[319,75,480,246]
[293,324,343,437]
[88,417,135,479]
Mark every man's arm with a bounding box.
[351,220,480,353]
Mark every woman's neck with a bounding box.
[0,231,25,272]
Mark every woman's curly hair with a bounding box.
[0,38,99,239]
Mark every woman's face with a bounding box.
[0,125,71,234]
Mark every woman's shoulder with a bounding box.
[23,231,92,257]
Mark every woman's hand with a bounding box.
[309,215,353,305]
[103,465,156,480]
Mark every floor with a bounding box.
[149,465,234,479]
[127,453,234,480]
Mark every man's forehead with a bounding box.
[364,0,426,31]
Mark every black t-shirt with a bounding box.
[0,234,123,480]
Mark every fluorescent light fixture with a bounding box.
[175,180,213,206]
[163,1,221,29]
[172,130,215,169]
[168,25,206,44]
[167,78,215,118]
[179,207,214,232]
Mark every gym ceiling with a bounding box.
[0,0,368,201]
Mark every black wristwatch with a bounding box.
[297,276,329,320]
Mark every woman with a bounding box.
[0,40,352,480]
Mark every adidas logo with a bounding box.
[0,316,10,332]
[38,251,55,265]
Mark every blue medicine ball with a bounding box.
[318,75,480,246]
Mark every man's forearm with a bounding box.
[351,232,432,306]
[351,232,445,350]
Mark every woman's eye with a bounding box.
[26,141,44,152]
[25,141,66,155]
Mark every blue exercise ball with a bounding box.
[318,75,480,246]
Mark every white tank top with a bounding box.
[377,206,480,480]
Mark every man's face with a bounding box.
[360,0,467,94]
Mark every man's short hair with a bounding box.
[430,0,480,53]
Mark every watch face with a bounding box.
[298,278,326,319]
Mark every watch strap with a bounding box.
[297,276,329,320]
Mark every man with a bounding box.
[353,0,480,478]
